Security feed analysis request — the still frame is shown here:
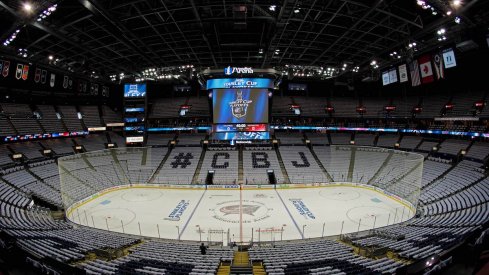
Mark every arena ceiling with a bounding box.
[0,0,488,80]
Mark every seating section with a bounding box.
[197,150,238,184]
[76,134,107,152]
[2,103,43,135]
[177,133,205,145]
[376,134,398,148]
[306,133,329,145]
[243,149,284,184]
[466,141,489,161]
[58,106,83,132]
[399,136,422,150]
[79,105,103,127]
[37,105,66,133]
[437,139,470,155]
[276,132,303,145]
[101,105,123,125]
[330,133,351,144]
[0,117,16,136]
[279,146,326,183]
[147,134,175,146]
[152,147,202,184]
[354,133,375,146]
[250,239,404,274]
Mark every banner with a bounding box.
[382,71,390,86]
[1,60,9,77]
[398,64,408,83]
[433,52,444,79]
[442,48,457,68]
[207,78,274,89]
[389,68,398,83]
[418,55,434,84]
[409,60,421,87]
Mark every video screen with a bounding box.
[124,84,146,98]
[213,89,268,124]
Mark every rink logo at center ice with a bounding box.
[210,200,272,223]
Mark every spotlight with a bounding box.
[269,5,276,11]
[23,2,33,12]
[294,8,300,13]
[48,55,53,60]
[454,16,461,24]
[453,0,461,7]
[446,10,452,15]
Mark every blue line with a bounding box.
[179,189,207,239]
[275,189,304,239]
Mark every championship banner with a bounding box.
[398,64,408,83]
[41,70,47,84]
[433,52,444,79]
[21,65,29,80]
[34,68,41,83]
[409,60,421,87]
[388,68,398,83]
[1,60,9,77]
[50,73,56,87]
[15,64,23,80]
[442,48,457,68]
[0,61,3,77]
[418,55,434,84]
[68,77,73,89]
[63,75,68,89]
[382,71,390,86]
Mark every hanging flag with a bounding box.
[15,64,23,80]
[34,68,41,83]
[443,48,457,68]
[433,53,444,79]
[2,61,10,77]
[389,68,398,83]
[0,61,3,76]
[41,70,47,84]
[409,60,421,87]
[398,64,408,83]
[63,75,69,89]
[382,71,390,86]
[68,77,73,89]
[418,55,434,84]
[50,73,56,87]
[21,65,29,80]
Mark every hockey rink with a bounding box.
[68,185,414,243]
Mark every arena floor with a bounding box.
[68,185,414,243]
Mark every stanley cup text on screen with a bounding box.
[229,90,252,119]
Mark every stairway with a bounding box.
[252,262,266,275]
[230,251,253,274]
[274,144,291,184]
[191,147,207,184]
[347,147,356,182]
[216,261,231,275]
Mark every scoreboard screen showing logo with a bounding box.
[213,89,268,124]
[124,84,146,98]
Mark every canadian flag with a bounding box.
[418,55,434,84]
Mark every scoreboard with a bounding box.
[213,123,267,132]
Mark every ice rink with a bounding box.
[68,185,414,243]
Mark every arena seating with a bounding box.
[36,105,66,133]
[279,146,327,183]
[0,129,488,275]
[243,149,284,184]
[79,105,103,128]
[197,150,238,184]
[57,106,84,132]
[152,147,202,184]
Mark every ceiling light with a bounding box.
[48,55,53,60]
[269,5,276,11]
[454,16,461,24]
[452,0,461,7]
[294,8,300,13]
[446,10,452,15]
[23,3,33,12]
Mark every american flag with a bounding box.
[409,60,421,87]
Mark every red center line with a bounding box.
[239,183,243,244]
